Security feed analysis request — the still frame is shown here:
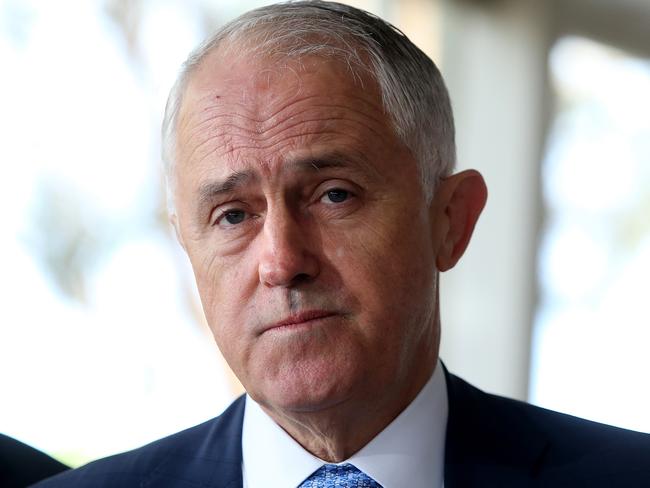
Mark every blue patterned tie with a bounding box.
[298,463,383,487]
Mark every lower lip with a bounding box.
[266,314,336,333]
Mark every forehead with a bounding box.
[174,49,398,183]
[184,46,374,106]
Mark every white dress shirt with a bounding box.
[242,360,448,488]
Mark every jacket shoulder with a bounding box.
[0,433,69,486]
[445,372,650,487]
[32,395,246,488]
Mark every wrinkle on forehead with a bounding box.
[175,53,399,181]
[185,93,386,150]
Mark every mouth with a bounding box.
[264,310,337,333]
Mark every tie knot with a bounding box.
[299,463,382,487]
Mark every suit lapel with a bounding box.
[142,396,246,488]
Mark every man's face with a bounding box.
[173,52,441,414]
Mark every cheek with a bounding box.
[189,247,254,336]
[190,254,259,377]
[334,209,434,284]
[328,212,436,328]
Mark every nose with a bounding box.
[258,206,320,287]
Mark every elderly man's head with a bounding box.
[163,0,486,458]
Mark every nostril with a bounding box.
[291,273,313,286]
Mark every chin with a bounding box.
[253,367,360,415]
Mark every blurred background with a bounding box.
[0,0,648,466]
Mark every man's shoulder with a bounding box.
[448,371,650,444]
[0,433,69,486]
[445,372,650,487]
[32,395,246,488]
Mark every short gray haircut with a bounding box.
[162,0,455,211]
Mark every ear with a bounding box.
[431,169,487,272]
[170,213,187,252]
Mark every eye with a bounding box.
[321,188,350,204]
[213,208,249,227]
[223,209,246,224]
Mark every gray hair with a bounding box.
[162,0,455,211]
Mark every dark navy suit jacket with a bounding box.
[0,434,68,487]
[32,370,650,487]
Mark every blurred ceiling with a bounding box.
[558,0,650,57]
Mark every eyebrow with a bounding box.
[197,170,254,210]
[287,151,380,178]
[287,154,349,172]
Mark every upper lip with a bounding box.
[265,310,336,331]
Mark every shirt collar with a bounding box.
[242,360,448,488]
